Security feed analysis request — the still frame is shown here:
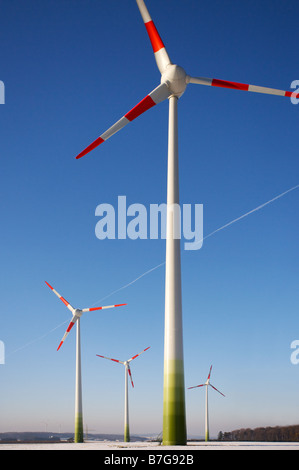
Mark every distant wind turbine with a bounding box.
[45,281,126,443]
[97,347,150,442]
[188,366,225,442]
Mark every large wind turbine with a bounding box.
[75,0,298,445]
[188,366,225,442]
[97,347,150,443]
[45,281,126,443]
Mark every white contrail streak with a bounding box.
[7,320,69,358]
[92,184,299,304]
[91,262,166,305]
[10,184,299,356]
[203,184,299,243]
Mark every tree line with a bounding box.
[218,425,299,442]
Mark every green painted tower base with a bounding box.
[163,360,187,446]
[75,413,84,443]
[124,425,130,443]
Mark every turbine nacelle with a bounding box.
[162,64,187,98]
[74,309,83,318]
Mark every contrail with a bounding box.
[10,184,299,356]
[203,184,299,242]
[92,183,299,304]
[91,262,166,305]
[7,320,69,358]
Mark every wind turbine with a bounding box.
[96,347,150,443]
[188,366,225,442]
[75,0,298,445]
[45,281,126,443]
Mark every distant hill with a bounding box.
[0,432,148,443]
[218,425,299,442]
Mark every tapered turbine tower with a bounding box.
[74,0,298,445]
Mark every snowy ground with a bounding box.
[0,441,299,450]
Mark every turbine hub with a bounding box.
[74,309,83,317]
[161,64,187,98]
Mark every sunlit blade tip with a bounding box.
[76,136,104,160]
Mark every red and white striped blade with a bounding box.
[96,354,124,365]
[45,281,74,313]
[128,346,150,363]
[188,76,299,100]
[207,365,212,381]
[188,384,205,390]
[127,364,134,388]
[75,82,170,160]
[81,303,127,313]
[57,315,79,351]
[136,0,172,74]
[209,383,225,397]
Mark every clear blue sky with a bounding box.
[1,0,299,438]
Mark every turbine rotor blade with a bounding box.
[57,314,79,351]
[209,383,225,397]
[81,303,127,313]
[96,354,124,365]
[76,83,171,160]
[207,365,213,381]
[127,346,151,363]
[127,364,134,388]
[45,281,74,313]
[136,0,172,73]
[188,384,205,390]
[188,75,299,100]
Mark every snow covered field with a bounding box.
[0,441,299,451]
